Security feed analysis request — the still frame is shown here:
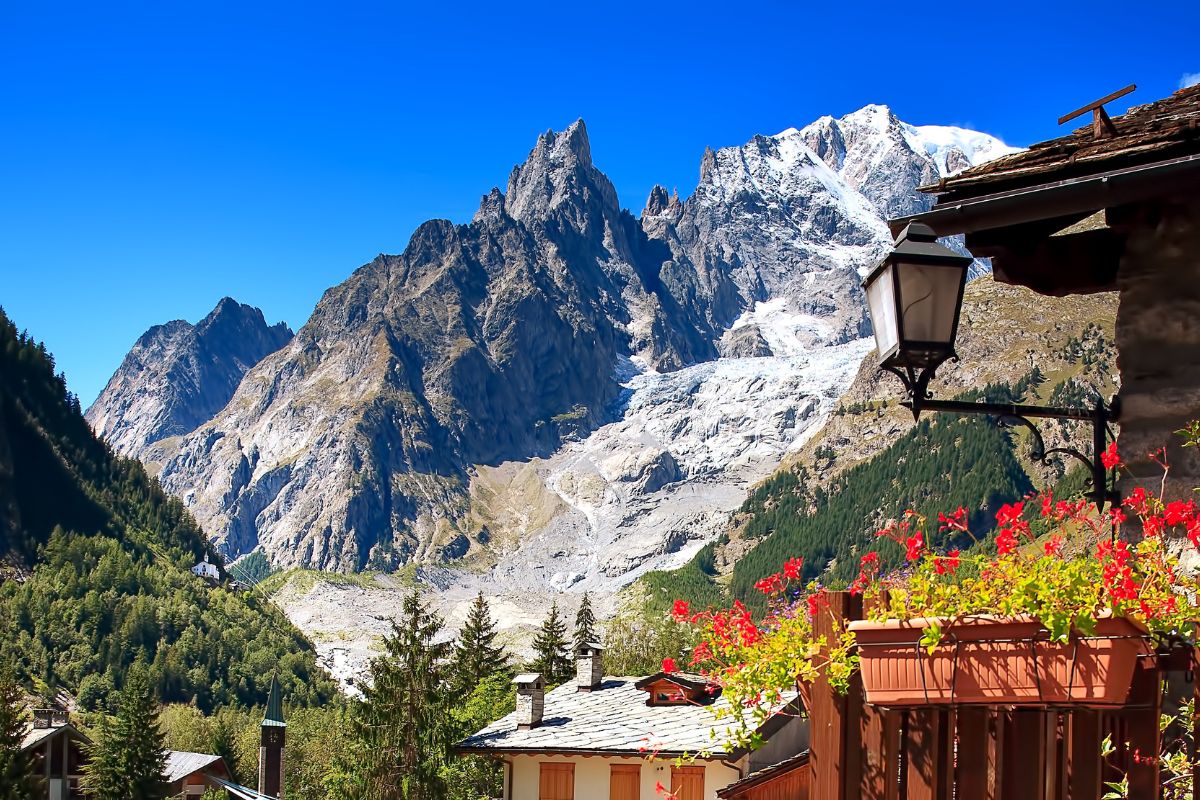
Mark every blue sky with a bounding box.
[2,0,1197,407]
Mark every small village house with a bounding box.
[164,750,234,798]
[191,553,220,582]
[456,644,809,800]
[21,708,88,800]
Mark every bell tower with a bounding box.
[259,674,286,798]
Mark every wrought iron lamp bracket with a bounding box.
[881,362,1120,512]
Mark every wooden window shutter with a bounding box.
[539,762,575,800]
[670,766,705,800]
[610,764,640,800]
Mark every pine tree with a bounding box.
[0,668,40,800]
[83,666,168,800]
[530,603,571,686]
[353,591,451,800]
[572,593,597,652]
[452,593,508,692]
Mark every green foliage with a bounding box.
[0,666,40,799]
[451,593,508,693]
[441,674,514,800]
[528,603,571,686]
[601,594,696,677]
[345,591,452,800]
[0,307,336,711]
[227,550,274,585]
[731,383,1036,607]
[572,593,597,651]
[637,540,725,613]
[83,665,169,800]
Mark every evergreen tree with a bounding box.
[353,591,451,800]
[83,666,168,800]
[529,603,571,686]
[0,667,40,800]
[452,593,508,692]
[572,593,597,652]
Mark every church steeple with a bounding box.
[259,674,286,798]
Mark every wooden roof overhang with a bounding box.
[889,85,1200,296]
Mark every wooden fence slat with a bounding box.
[1004,711,1049,800]
[1126,657,1161,799]
[811,592,851,800]
[905,708,952,800]
[842,593,865,800]
[957,708,1001,800]
[1068,710,1102,800]
[859,707,901,800]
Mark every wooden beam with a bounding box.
[1058,84,1137,126]
[974,227,1124,297]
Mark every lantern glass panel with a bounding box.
[896,262,964,347]
[865,263,898,358]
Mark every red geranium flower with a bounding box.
[1100,442,1120,470]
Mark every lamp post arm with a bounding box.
[900,396,1120,512]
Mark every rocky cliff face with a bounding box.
[85,299,292,457]
[102,109,1015,583]
[155,122,728,571]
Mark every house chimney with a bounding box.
[513,673,545,730]
[575,642,604,692]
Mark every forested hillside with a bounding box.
[0,307,336,711]
[635,281,1119,612]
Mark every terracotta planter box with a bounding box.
[848,615,1149,707]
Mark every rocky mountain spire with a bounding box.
[86,298,292,458]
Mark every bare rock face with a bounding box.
[101,110,1018,583]
[85,298,293,457]
[155,121,724,571]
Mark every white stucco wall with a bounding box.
[508,753,743,800]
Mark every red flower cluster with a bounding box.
[849,552,880,595]
[1101,442,1121,470]
[905,531,924,562]
[934,549,961,575]
[671,599,691,622]
[1097,539,1138,602]
[754,573,785,595]
[995,501,1031,556]
[783,557,804,580]
[661,657,677,673]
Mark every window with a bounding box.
[539,762,574,800]
[610,764,639,800]
[671,766,704,800]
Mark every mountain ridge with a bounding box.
[91,106,1016,585]
[86,297,293,458]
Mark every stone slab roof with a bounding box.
[457,677,795,758]
[20,723,88,753]
[923,84,1200,201]
[165,750,224,784]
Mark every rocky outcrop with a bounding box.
[102,109,1016,579]
[155,122,728,571]
[85,299,292,457]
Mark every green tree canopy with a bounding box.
[0,666,40,800]
[451,593,508,693]
[348,591,452,800]
[529,602,571,686]
[83,665,169,800]
[572,593,597,652]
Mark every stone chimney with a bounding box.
[575,642,604,692]
[513,673,545,730]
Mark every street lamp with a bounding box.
[862,222,971,405]
[863,224,1120,511]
